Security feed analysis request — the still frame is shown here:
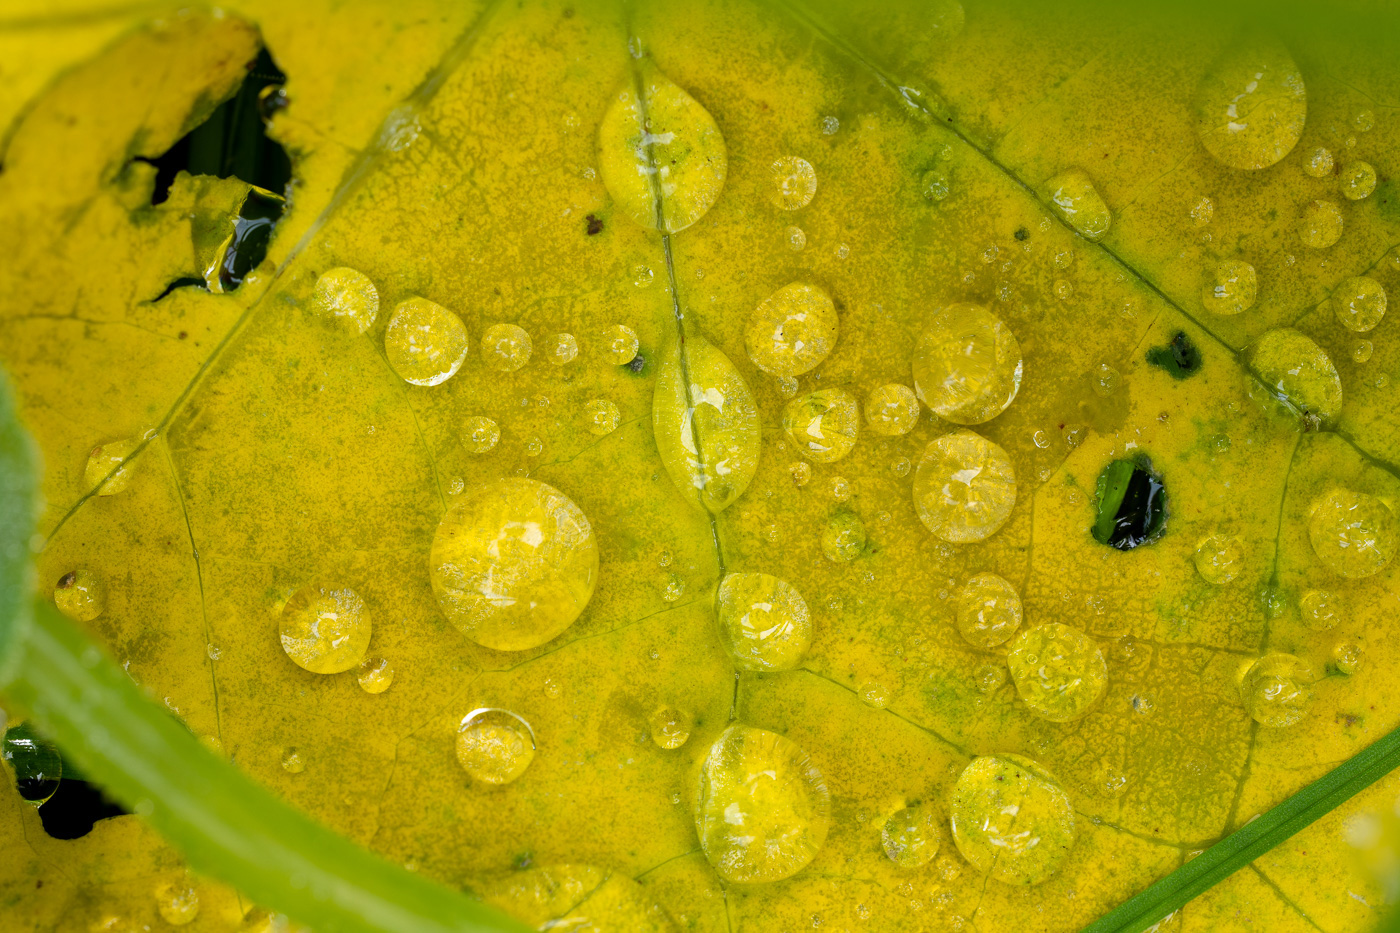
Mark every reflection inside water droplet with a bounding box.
[456,708,536,784]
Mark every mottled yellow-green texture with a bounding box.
[4,0,1400,931]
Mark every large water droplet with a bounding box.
[912,431,1017,543]
[384,298,469,386]
[311,267,379,334]
[882,804,941,869]
[1332,276,1387,333]
[481,323,532,372]
[1005,623,1107,722]
[715,572,812,671]
[653,334,760,513]
[865,384,920,436]
[784,388,859,463]
[1299,200,1343,249]
[912,303,1022,425]
[598,71,727,234]
[1244,328,1342,424]
[770,156,817,211]
[1308,488,1396,578]
[430,478,598,651]
[279,583,371,674]
[54,569,106,622]
[956,573,1022,648]
[744,283,838,378]
[1194,38,1306,170]
[1201,260,1258,315]
[1240,653,1314,727]
[1047,169,1111,240]
[456,708,536,784]
[950,755,1076,885]
[694,724,830,883]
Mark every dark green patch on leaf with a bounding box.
[1146,331,1202,379]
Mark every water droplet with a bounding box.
[1332,641,1362,675]
[694,724,830,883]
[461,416,500,454]
[771,156,817,211]
[921,166,951,202]
[1194,38,1306,169]
[633,265,655,288]
[481,323,532,373]
[281,747,305,773]
[892,457,911,477]
[155,881,199,925]
[776,374,799,398]
[784,225,807,251]
[821,115,840,135]
[1193,534,1245,584]
[543,677,562,699]
[745,283,838,378]
[1332,276,1387,332]
[1353,109,1376,132]
[2,722,61,804]
[661,572,685,602]
[913,303,1023,424]
[1300,200,1344,249]
[1053,279,1073,300]
[653,334,761,513]
[1047,169,1111,240]
[859,680,890,708]
[790,461,811,486]
[385,298,469,386]
[1201,259,1258,315]
[1341,161,1377,200]
[822,510,867,562]
[784,388,859,463]
[715,572,812,670]
[974,663,1007,694]
[1300,589,1339,630]
[1190,196,1215,226]
[584,399,621,436]
[1032,430,1051,449]
[1302,146,1334,177]
[54,569,105,622]
[85,435,142,495]
[829,476,852,501]
[1240,653,1315,727]
[883,804,941,869]
[649,706,691,749]
[950,755,1076,885]
[602,324,639,365]
[913,431,1017,543]
[1006,624,1107,722]
[957,573,1023,648]
[548,332,579,364]
[865,384,920,436]
[311,267,379,334]
[599,71,727,233]
[1353,340,1373,363]
[429,478,598,650]
[279,584,371,674]
[1245,328,1342,424]
[357,656,394,694]
[525,436,543,456]
[456,708,536,784]
[1091,362,1121,397]
[1308,488,1396,578]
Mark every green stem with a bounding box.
[2,599,528,933]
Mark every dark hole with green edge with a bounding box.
[1093,458,1167,550]
[1146,330,1202,379]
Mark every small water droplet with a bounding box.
[457,708,536,784]
[921,166,951,202]
[602,324,639,365]
[648,706,691,749]
[1047,169,1111,239]
[1006,624,1107,721]
[1300,200,1344,249]
[585,399,621,435]
[859,681,890,708]
[1240,653,1315,726]
[957,573,1023,648]
[1201,259,1258,315]
[822,511,867,562]
[1332,276,1387,332]
[790,461,812,486]
[461,416,500,454]
[1193,534,1245,584]
[481,323,532,372]
[357,656,394,694]
[1353,340,1373,363]
[882,803,941,868]
[1190,196,1214,226]
[1332,641,1362,675]
[54,569,106,622]
[771,156,817,210]
[633,265,655,288]
[1092,363,1120,397]
[746,283,838,377]
[385,298,470,385]
[543,678,562,699]
[716,572,812,670]
[913,431,1017,543]
[950,755,1076,884]
[785,225,807,250]
[784,388,859,462]
[154,881,200,926]
[828,476,852,501]
[311,267,379,333]
[281,747,305,773]
[279,584,371,674]
[548,332,579,364]
[865,384,920,436]
[891,457,911,478]
[1341,161,1377,200]
[1308,488,1395,578]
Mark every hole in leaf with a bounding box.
[1146,331,1202,379]
[151,276,207,302]
[3,721,62,805]
[1092,458,1167,550]
[37,778,129,839]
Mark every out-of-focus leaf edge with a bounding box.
[0,373,528,933]
[1080,723,1400,933]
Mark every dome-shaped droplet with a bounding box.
[784,225,806,251]
[744,283,838,378]
[548,333,579,365]
[602,324,639,365]
[1244,328,1342,424]
[882,804,941,869]
[311,267,379,334]
[1005,623,1107,722]
[770,156,817,211]
[783,388,859,463]
[1308,488,1396,579]
[461,416,500,454]
[54,569,106,622]
[357,656,394,694]
[653,335,761,513]
[1240,653,1315,727]
[912,304,1022,425]
[1201,260,1258,315]
[956,573,1023,648]
[1333,641,1362,675]
[822,510,867,562]
[715,572,812,671]
[1047,169,1111,240]
[648,706,691,749]
[585,399,621,436]
[1299,589,1338,631]
[456,708,536,784]
[279,583,372,674]
[430,478,598,651]
[694,724,830,884]
[1302,146,1333,177]
[865,384,920,436]
[950,755,1075,885]
[1333,276,1387,332]
[85,435,141,495]
[1300,200,1343,249]
[154,881,199,926]
[481,323,532,372]
[280,747,305,773]
[384,298,469,386]
[1193,534,1245,584]
[913,431,1017,543]
[1340,161,1377,200]
[598,71,727,234]
[1194,38,1306,170]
